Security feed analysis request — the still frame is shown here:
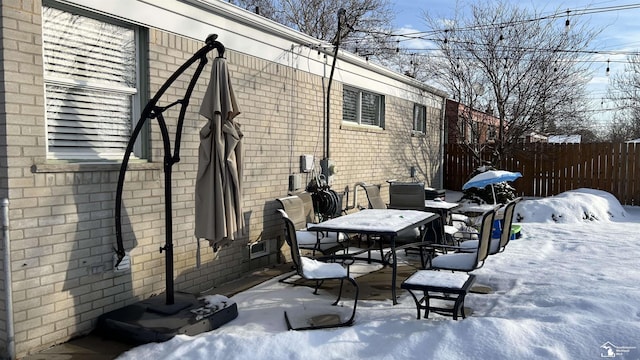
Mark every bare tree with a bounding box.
[421,0,599,164]
[229,0,395,54]
[607,53,640,141]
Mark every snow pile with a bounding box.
[516,188,627,223]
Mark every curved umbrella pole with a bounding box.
[114,34,225,306]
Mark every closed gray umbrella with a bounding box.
[195,57,243,250]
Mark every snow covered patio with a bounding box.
[110,189,640,360]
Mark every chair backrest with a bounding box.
[276,195,306,230]
[361,184,387,209]
[388,182,425,210]
[296,192,317,223]
[496,197,522,253]
[277,209,304,276]
[474,208,497,268]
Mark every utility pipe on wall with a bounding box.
[324,8,346,160]
[2,199,15,360]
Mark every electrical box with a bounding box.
[320,158,335,186]
[300,154,314,173]
[289,173,302,192]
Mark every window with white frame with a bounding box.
[413,104,426,134]
[42,5,145,160]
[342,86,385,127]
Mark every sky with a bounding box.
[390,0,640,132]
[116,188,640,360]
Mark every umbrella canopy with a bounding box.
[195,57,243,250]
[462,170,522,190]
[462,170,522,204]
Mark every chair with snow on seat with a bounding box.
[276,194,347,257]
[426,207,496,272]
[278,209,359,330]
[458,197,522,255]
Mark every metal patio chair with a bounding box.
[458,197,523,255]
[277,209,359,330]
[276,194,347,257]
[426,207,497,272]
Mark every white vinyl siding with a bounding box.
[342,86,384,127]
[43,5,141,160]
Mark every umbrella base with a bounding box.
[96,292,238,344]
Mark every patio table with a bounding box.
[307,209,439,305]
[423,200,461,243]
[453,203,502,228]
[456,203,499,216]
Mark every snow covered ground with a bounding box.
[117,188,640,360]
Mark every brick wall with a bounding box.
[0,1,443,357]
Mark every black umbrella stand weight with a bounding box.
[96,34,238,344]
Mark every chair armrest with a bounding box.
[452,230,479,240]
[420,243,465,255]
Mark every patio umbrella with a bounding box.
[195,57,243,250]
[462,170,522,204]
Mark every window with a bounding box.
[42,5,145,160]
[413,104,426,134]
[342,87,385,127]
[488,125,497,141]
[471,121,480,143]
[457,116,468,143]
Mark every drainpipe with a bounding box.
[2,198,14,360]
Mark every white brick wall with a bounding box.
[0,1,444,357]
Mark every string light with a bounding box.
[343,3,640,56]
[606,59,610,76]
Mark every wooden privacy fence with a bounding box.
[445,142,640,205]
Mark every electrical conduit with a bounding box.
[2,199,14,359]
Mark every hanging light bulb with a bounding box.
[606,59,610,76]
[565,10,570,31]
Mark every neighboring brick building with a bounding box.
[445,99,499,145]
[0,0,446,357]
